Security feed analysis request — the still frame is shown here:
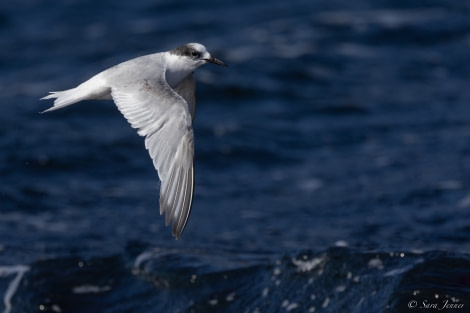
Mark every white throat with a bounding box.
[164,53,199,87]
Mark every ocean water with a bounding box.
[1,0,470,312]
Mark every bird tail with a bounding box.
[40,87,86,113]
[40,74,111,113]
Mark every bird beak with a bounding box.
[204,57,227,66]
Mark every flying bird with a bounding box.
[41,43,227,239]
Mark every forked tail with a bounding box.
[40,75,111,113]
[40,88,85,113]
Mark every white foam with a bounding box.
[291,256,323,272]
[72,285,111,294]
[0,265,30,313]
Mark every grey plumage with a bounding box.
[41,43,226,238]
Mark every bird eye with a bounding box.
[191,51,200,58]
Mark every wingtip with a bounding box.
[170,216,184,239]
[173,225,185,239]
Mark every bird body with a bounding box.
[41,43,226,238]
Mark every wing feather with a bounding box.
[174,75,196,120]
[111,77,194,238]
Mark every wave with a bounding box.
[3,246,469,313]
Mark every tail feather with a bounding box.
[40,74,111,113]
[40,88,85,113]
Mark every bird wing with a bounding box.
[111,77,194,239]
[174,74,196,121]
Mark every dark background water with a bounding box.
[1,0,470,312]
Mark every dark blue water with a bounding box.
[1,0,470,312]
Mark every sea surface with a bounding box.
[1,0,470,312]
